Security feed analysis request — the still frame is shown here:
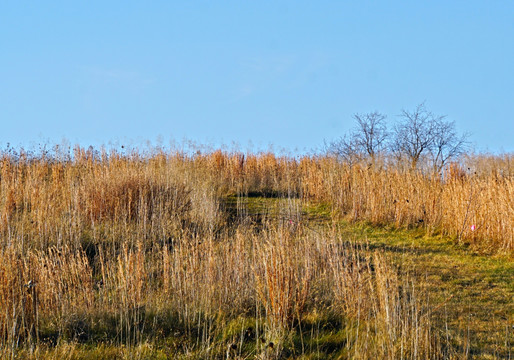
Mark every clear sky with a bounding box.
[1,1,513,154]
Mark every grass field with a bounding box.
[0,148,512,359]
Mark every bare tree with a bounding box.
[391,103,468,171]
[391,103,441,168]
[430,118,469,172]
[325,134,363,167]
[353,112,388,161]
[328,104,468,171]
[327,111,387,165]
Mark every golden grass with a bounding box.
[0,146,512,358]
[2,148,512,252]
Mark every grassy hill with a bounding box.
[0,148,512,359]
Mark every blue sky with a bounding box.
[1,1,513,153]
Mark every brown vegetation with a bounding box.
[0,146,512,358]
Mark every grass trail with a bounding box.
[343,223,513,358]
[229,196,513,358]
[5,195,513,359]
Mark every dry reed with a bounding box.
[0,145,511,358]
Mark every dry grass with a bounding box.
[1,148,512,252]
[0,145,512,358]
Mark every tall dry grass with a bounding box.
[299,157,513,253]
[0,145,512,357]
[2,147,512,252]
[0,226,443,358]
